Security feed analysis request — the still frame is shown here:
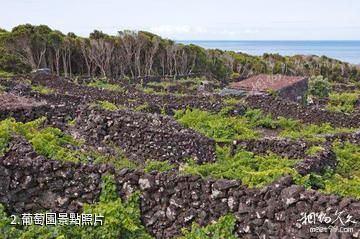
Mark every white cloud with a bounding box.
[149,25,207,35]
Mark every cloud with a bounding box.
[149,25,207,34]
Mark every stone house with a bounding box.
[227,74,308,102]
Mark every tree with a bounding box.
[48,31,64,75]
[308,75,331,98]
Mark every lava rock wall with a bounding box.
[0,138,359,238]
[76,107,217,164]
[246,95,360,128]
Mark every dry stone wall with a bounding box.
[232,138,314,159]
[75,107,217,164]
[31,74,226,113]
[0,136,107,214]
[1,139,359,239]
[232,138,337,176]
[246,95,360,128]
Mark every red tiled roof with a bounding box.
[230,74,307,92]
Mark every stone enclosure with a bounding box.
[1,74,360,238]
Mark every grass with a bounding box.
[31,85,53,94]
[88,79,124,92]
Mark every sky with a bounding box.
[1,0,360,40]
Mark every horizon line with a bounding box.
[176,39,360,41]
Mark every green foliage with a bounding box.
[31,85,53,94]
[11,117,82,162]
[88,79,124,92]
[0,70,14,79]
[326,92,359,113]
[0,175,153,239]
[175,109,258,142]
[295,144,360,199]
[308,75,330,98]
[67,118,76,126]
[179,214,238,239]
[1,23,360,82]
[276,117,301,131]
[141,87,157,94]
[182,146,299,188]
[0,84,5,92]
[144,160,174,173]
[244,109,278,129]
[268,89,279,97]
[298,171,360,199]
[230,72,240,79]
[91,147,138,170]
[305,146,324,156]
[333,141,360,178]
[28,127,81,162]
[134,103,153,113]
[96,100,121,111]
[321,175,360,199]
[279,123,355,142]
[0,118,139,170]
[0,47,31,74]
[222,97,244,105]
[0,119,14,156]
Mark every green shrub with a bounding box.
[31,85,53,94]
[179,214,237,239]
[308,75,330,98]
[96,100,120,111]
[0,118,14,156]
[144,160,174,173]
[92,148,138,170]
[175,109,258,142]
[244,109,278,129]
[0,84,5,92]
[295,162,360,199]
[88,79,124,92]
[0,70,14,79]
[276,117,301,131]
[326,92,359,113]
[182,146,299,188]
[333,141,360,178]
[321,175,360,199]
[223,97,244,105]
[280,123,355,142]
[134,103,154,113]
[305,146,324,156]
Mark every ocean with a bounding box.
[177,40,360,65]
